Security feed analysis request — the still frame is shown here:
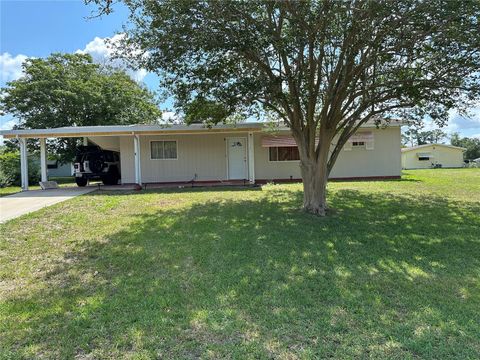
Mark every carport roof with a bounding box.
[0,119,404,139]
[0,122,265,139]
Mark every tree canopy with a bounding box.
[90,0,480,214]
[451,133,480,160]
[1,53,162,161]
[402,125,447,147]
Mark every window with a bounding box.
[151,141,177,159]
[352,141,365,147]
[417,152,432,161]
[47,161,58,169]
[269,146,300,161]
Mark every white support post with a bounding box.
[19,137,29,191]
[83,137,88,146]
[133,134,142,185]
[39,138,48,182]
[248,132,255,184]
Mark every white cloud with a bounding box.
[1,54,27,144]
[420,106,480,140]
[0,117,17,131]
[0,35,152,144]
[0,53,28,83]
[446,106,480,138]
[76,34,148,82]
[161,111,177,123]
[0,36,148,84]
[0,115,18,145]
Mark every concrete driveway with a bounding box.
[0,187,96,223]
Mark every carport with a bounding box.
[0,123,259,191]
[0,126,144,191]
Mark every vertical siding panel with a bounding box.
[330,127,402,178]
[138,133,248,182]
[120,128,403,183]
[254,127,402,180]
[253,133,301,180]
[402,145,464,169]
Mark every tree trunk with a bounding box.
[299,141,330,216]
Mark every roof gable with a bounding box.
[401,143,466,152]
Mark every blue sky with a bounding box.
[1,0,126,56]
[1,0,479,140]
[0,0,168,133]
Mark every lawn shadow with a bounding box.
[2,188,479,358]
[92,184,264,197]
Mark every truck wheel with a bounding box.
[75,177,88,187]
[102,167,119,185]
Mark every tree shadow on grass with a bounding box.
[2,188,480,359]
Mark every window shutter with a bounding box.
[365,134,375,150]
[344,141,352,151]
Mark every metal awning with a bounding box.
[417,152,433,157]
[261,131,374,147]
[349,131,373,141]
[261,135,302,147]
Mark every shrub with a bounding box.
[0,152,40,187]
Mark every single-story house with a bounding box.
[401,143,466,169]
[0,120,403,190]
[46,160,73,177]
[16,156,73,178]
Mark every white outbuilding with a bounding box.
[401,144,466,169]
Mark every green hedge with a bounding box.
[0,152,40,187]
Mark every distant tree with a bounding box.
[0,53,162,162]
[403,126,447,146]
[403,124,424,146]
[0,152,40,187]
[183,97,232,126]
[451,133,480,160]
[427,129,448,144]
[91,0,480,215]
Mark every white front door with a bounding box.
[227,137,247,180]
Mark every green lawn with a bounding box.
[0,177,78,197]
[1,169,479,359]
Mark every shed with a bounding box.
[401,144,466,169]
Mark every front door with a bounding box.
[227,137,247,180]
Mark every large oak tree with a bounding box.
[90,0,480,215]
[1,53,162,162]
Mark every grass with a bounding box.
[0,169,479,359]
[0,177,78,197]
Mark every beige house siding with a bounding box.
[118,133,246,184]
[402,150,430,169]
[88,136,120,151]
[109,126,401,184]
[332,127,401,178]
[138,133,247,183]
[437,147,464,167]
[253,132,300,180]
[401,145,464,169]
[254,127,401,180]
